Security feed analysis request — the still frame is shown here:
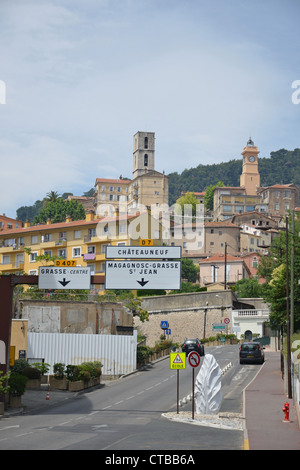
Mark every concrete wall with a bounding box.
[18,300,133,336]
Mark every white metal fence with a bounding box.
[27,331,137,376]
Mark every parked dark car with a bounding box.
[239,342,265,364]
[182,338,205,357]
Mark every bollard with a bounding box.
[282,402,290,422]
[46,385,50,401]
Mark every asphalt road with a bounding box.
[0,344,262,452]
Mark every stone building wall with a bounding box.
[134,291,233,347]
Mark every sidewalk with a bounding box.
[244,349,300,450]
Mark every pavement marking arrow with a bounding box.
[136,278,149,287]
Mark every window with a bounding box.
[210,229,214,234]
[119,224,126,234]
[109,194,114,201]
[29,251,38,262]
[117,186,121,192]
[41,233,52,242]
[2,255,10,264]
[88,228,96,238]
[74,230,81,239]
[109,186,114,191]
[274,202,279,211]
[144,137,148,149]
[144,154,148,166]
[44,250,52,257]
[31,235,38,244]
[72,247,81,258]
[58,249,66,259]
[87,245,96,254]
[223,205,232,212]
[59,232,66,241]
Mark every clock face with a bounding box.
[249,156,255,162]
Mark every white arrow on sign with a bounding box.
[38,267,91,290]
[105,260,181,290]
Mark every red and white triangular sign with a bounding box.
[173,354,184,364]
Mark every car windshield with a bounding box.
[241,344,259,351]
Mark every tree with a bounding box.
[181,258,199,283]
[233,278,265,298]
[204,181,225,211]
[33,198,85,224]
[45,191,60,203]
[257,214,300,332]
[175,192,200,217]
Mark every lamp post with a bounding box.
[285,216,292,399]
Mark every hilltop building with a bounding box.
[94,131,168,215]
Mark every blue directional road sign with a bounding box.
[160,321,168,329]
[166,329,171,335]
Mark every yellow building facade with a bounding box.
[0,211,163,282]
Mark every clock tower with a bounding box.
[240,138,260,195]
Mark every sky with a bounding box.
[0,0,300,218]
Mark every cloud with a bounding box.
[0,0,299,218]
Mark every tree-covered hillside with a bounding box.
[168,148,300,205]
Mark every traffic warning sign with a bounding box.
[170,352,186,370]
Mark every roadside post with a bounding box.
[170,352,186,413]
[188,351,201,419]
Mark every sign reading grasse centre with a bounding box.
[38,266,91,290]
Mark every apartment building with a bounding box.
[0,214,23,230]
[213,186,260,221]
[257,183,300,219]
[199,253,251,287]
[94,177,131,214]
[240,223,272,253]
[0,211,161,286]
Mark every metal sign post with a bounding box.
[170,352,186,414]
[188,351,201,420]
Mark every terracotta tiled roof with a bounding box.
[95,178,131,184]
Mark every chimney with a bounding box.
[66,215,72,223]
[24,219,30,228]
[46,218,51,225]
[85,210,94,222]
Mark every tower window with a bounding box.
[144,137,148,149]
[144,154,148,166]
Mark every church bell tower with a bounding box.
[133,131,155,179]
[240,138,260,195]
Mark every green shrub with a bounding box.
[31,362,50,375]
[10,359,29,374]
[0,371,10,394]
[8,373,28,396]
[53,363,65,379]
[137,345,151,364]
[22,367,40,380]
[65,365,81,382]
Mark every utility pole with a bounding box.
[285,216,292,398]
[290,210,295,336]
[224,242,227,290]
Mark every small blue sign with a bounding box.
[166,329,171,335]
[160,321,168,329]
